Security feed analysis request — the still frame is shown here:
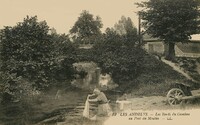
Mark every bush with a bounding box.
[0,16,77,103]
[49,33,77,82]
[0,16,54,90]
[92,29,146,85]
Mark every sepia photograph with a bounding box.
[0,0,200,125]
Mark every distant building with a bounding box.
[143,34,200,58]
[176,41,200,58]
[143,39,165,54]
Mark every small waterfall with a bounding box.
[72,62,118,90]
[72,62,100,88]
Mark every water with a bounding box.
[0,88,120,125]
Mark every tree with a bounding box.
[0,16,78,102]
[0,16,75,92]
[93,28,146,85]
[70,10,103,44]
[0,16,52,102]
[50,33,77,82]
[114,16,138,46]
[0,16,54,88]
[137,0,200,61]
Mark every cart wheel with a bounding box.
[167,88,185,106]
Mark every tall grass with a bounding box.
[117,55,194,96]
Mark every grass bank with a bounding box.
[116,55,199,96]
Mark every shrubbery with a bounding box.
[0,16,77,102]
[0,14,146,102]
[92,28,146,85]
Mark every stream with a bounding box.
[54,90,119,125]
[0,87,120,125]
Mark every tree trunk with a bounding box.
[165,42,176,61]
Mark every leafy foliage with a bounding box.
[138,0,200,41]
[0,16,54,89]
[70,10,103,44]
[137,0,200,60]
[0,16,77,101]
[49,33,77,82]
[114,16,139,46]
[92,28,146,84]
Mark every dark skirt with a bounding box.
[97,103,112,117]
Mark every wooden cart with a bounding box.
[167,82,200,105]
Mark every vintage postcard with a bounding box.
[0,0,200,125]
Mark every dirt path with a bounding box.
[102,90,200,125]
[54,90,200,125]
[123,96,199,111]
[161,58,194,81]
[125,96,169,110]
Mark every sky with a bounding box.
[0,0,143,34]
[0,0,199,40]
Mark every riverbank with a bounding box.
[0,86,89,125]
[54,89,200,125]
[1,55,200,125]
[0,84,121,125]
